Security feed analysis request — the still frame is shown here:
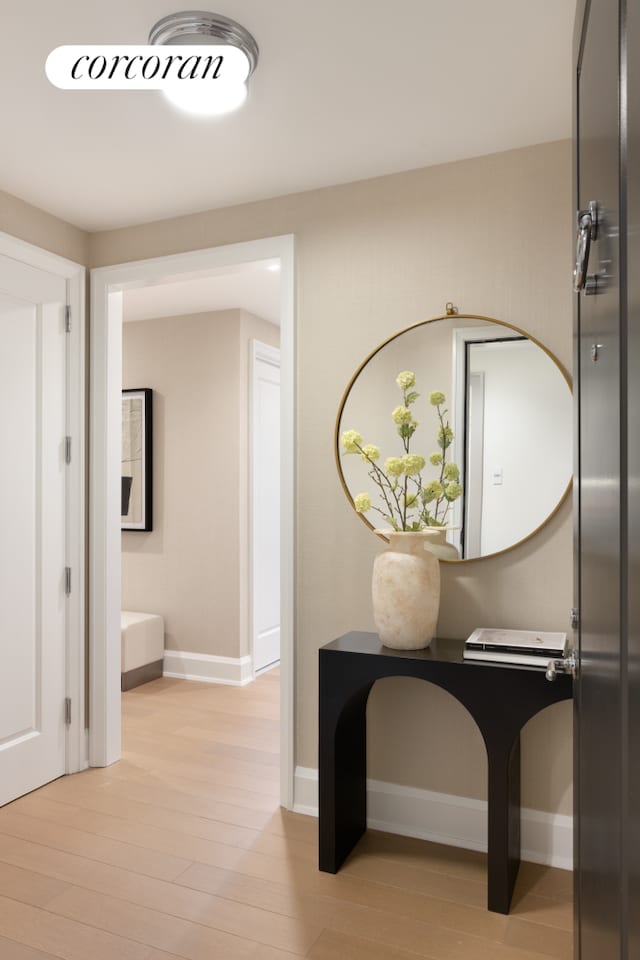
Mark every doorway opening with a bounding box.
[91,236,295,807]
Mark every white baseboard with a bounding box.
[163,650,253,686]
[293,766,573,870]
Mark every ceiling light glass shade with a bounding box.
[149,10,258,116]
[162,78,247,116]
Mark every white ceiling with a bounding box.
[1,1,576,232]
[122,259,281,324]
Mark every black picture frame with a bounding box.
[121,388,153,531]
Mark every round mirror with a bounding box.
[335,313,572,562]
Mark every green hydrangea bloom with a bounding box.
[360,444,380,462]
[396,371,416,390]
[341,429,363,453]
[444,482,463,501]
[391,405,413,425]
[429,452,443,466]
[354,492,372,513]
[429,391,446,406]
[437,425,454,449]
[443,462,460,481]
[402,454,426,476]
[404,492,418,508]
[384,457,404,477]
[422,481,444,503]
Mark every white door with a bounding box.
[251,342,280,673]
[0,255,68,805]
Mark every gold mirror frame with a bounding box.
[334,311,573,563]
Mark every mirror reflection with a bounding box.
[336,316,572,561]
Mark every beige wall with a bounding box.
[95,139,574,814]
[0,189,88,264]
[122,309,279,660]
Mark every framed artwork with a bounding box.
[121,388,153,531]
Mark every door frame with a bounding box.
[0,230,86,777]
[450,324,523,555]
[90,235,296,808]
[250,339,281,677]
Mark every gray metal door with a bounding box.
[574,0,635,956]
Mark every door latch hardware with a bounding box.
[64,698,72,725]
[65,436,72,465]
[545,653,577,682]
[570,607,579,630]
[591,343,603,362]
[64,305,71,333]
[574,200,599,292]
[64,567,71,596]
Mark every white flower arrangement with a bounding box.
[341,371,463,531]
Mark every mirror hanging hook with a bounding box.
[445,302,458,316]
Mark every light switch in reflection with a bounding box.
[492,467,503,485]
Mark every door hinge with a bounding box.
[570,607,579,630]
[65,436,72,465]
[65,305,71,333]
[65,567,72,596]
[64,698,72,725]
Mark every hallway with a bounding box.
[0,671,572,959]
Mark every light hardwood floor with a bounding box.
[0,670,573,959]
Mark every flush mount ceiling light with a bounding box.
[148,11,258,116]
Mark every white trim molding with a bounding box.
[293,766,573,871]
[163,650,253,686]
[90,235,295,808]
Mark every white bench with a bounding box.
[121,611,165,691]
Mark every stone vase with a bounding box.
[420,526,460,562]
[372,530,444,650]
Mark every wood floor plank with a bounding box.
[28,782,263,848]
[117,747,282,797]
[177,858,502,939]
[36,775,315,845]
[0,831,337,933]
[326,900,562,960]
[503,918,573,960]
[0,860,70,908]
[10,795,277,871]
[507,888,573,932]
[0,810,192,882]
[513,862,573,903]
[0,936,61,960]
[351,830,488,885]
[339,848,488,909]
[123,692,279,721]
[308,928,438,960]
[110,767,281,813]
[73,772,278,831]
[45,885,308,959]
[0,894,149,960]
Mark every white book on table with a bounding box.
[463,627,568,665]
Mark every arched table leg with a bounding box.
[487,735,521,913]
[318,675,373,873]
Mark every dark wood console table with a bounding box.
[318,631,573,914]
